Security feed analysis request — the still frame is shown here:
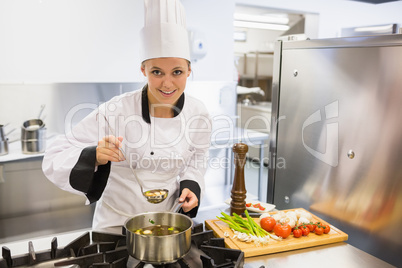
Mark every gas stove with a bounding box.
[0,223,244,268]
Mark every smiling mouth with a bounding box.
[159,89,177,96]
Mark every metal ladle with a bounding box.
[170,198,183,212]
[97,113,168,204]
[38,104,45,119]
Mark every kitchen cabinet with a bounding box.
[0,158,87,219]
[0,157,93,242]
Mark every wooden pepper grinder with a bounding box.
[230,142,248,215]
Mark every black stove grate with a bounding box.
[0,222,244,268]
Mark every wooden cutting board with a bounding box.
[205,208,348,258]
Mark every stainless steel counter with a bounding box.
[244,242,394,268]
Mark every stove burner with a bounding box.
[0,223,244,268]
[134,258,190,268]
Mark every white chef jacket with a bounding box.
[42,86,211,231]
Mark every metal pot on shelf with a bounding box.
[21,105,47,154]
[0,124,16,156]
[21,118,47,154]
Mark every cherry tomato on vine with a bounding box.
[300,225,310,236]
[293,228,302,238]
[323,224,331,234]
[315,226,324,235]
[306,223,316,232]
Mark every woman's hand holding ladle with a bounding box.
[96,135,125,166]
[179,188,199,212]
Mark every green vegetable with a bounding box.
[244,210,268,237]
[217,211,268,238]
[149,219,155,224]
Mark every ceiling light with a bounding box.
[234,13,289,25]
[234,20,290,31]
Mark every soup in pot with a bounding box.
[132,224,182,236]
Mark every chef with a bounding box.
[42,0,211,232]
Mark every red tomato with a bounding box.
[260,217,276,232]
[252,203,260,208]
[315,226,324,235]
[301,226,310,236]
[258,204,266,211]
[306,223,316,232]
[246,203,251,207]
[323,224,331,234]
[273,223,292,239]
[293,228,302,238]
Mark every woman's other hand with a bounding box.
[96,135,125,166]
[179,188,199,212]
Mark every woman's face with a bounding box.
[141,57,191,108]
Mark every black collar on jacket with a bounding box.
[141,84,185,124]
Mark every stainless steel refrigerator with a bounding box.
[268,34,402,266]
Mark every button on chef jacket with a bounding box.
[42,86,211,232]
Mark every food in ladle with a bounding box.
[144,190,167,197]
[132,225,182,236]
[144,190,168,203]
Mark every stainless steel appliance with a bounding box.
[268,34,402,267]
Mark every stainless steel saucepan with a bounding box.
[125,211,192,264]
[21,119,46,154]
[21,105,47,154]
[124,201,191,264]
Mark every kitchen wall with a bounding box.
[183,0,236,81]
[0,0,235,83]
[0,0,142,83]
[235,0,402,38]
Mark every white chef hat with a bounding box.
[139,0,191,63]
